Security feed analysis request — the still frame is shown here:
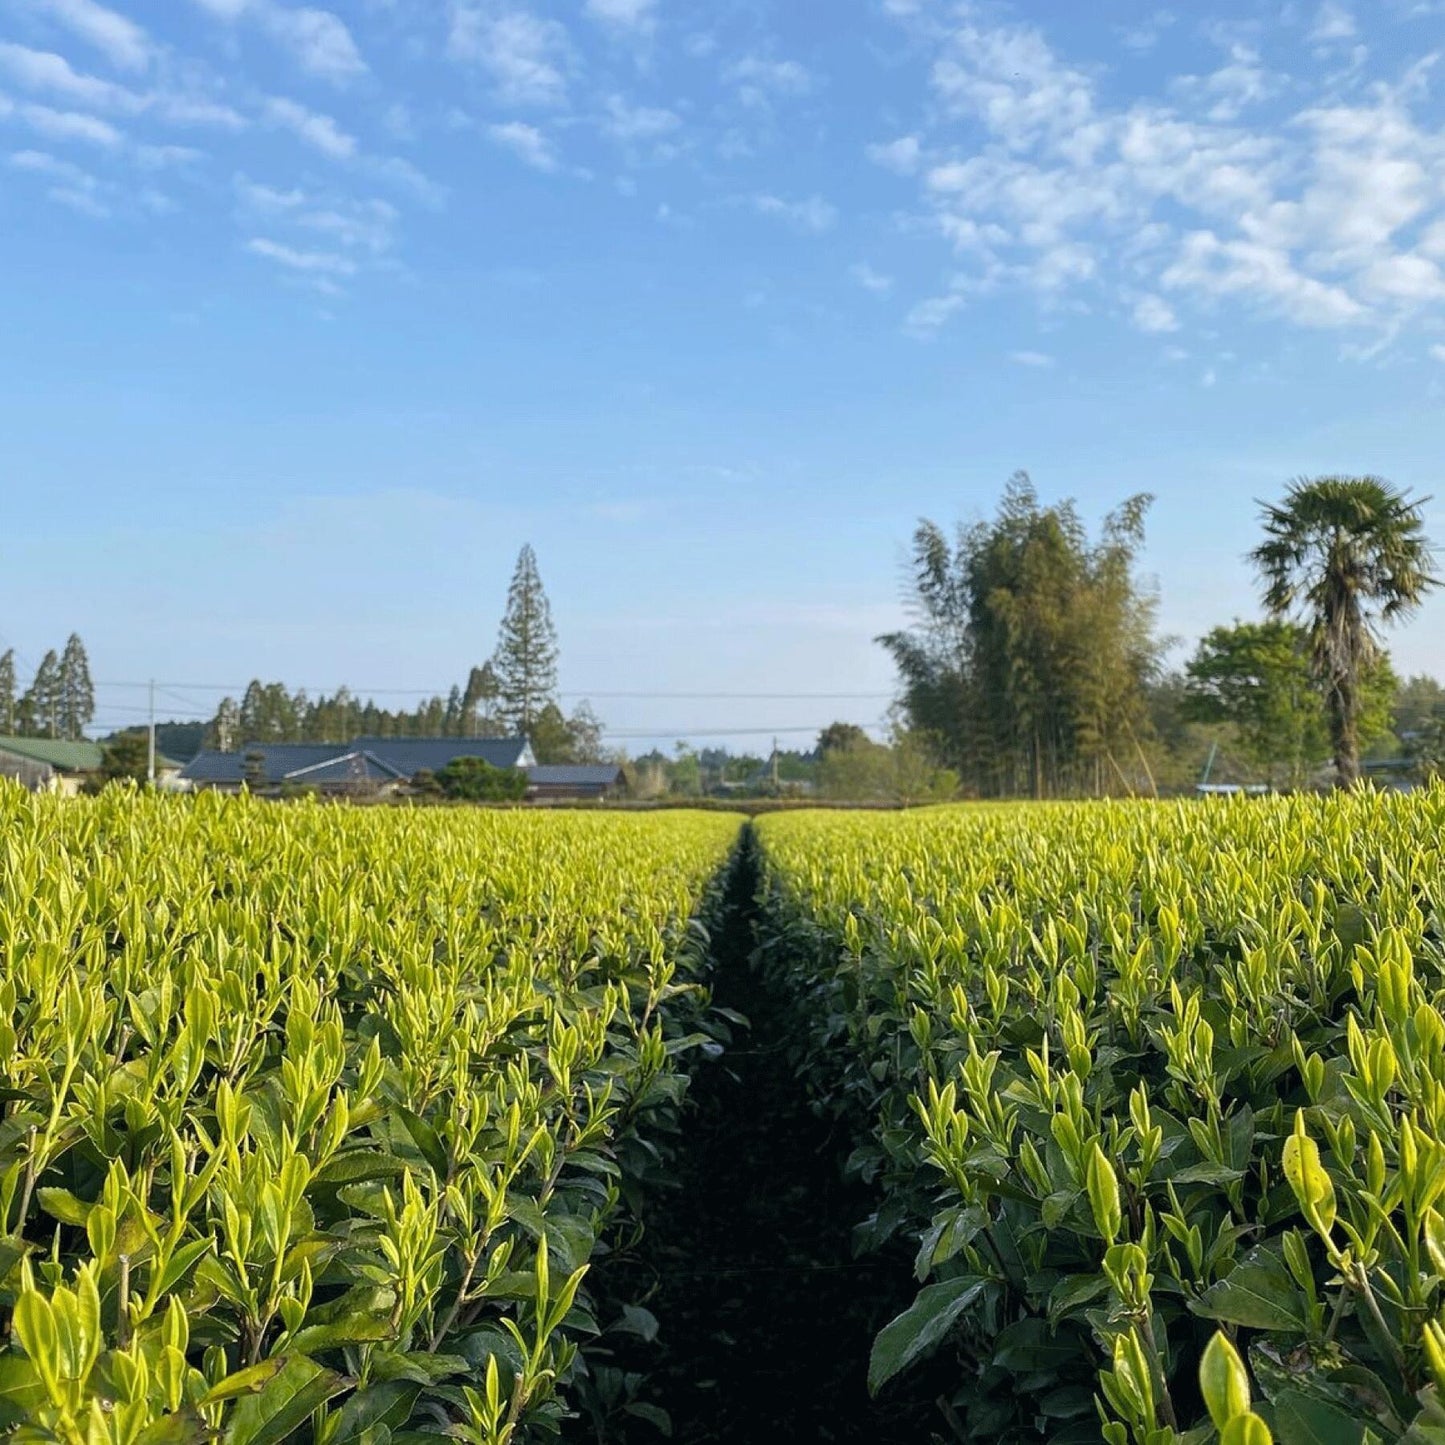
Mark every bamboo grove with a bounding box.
[0,788,738,1445]
[755,789,1445,1443]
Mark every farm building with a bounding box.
[528,764,627,801]
[0,736,103,794]
[174,738,624,800]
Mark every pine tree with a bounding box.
[25,651,62,739]
[0,650,15,734]
[57,634,94,741]
[491,545,559,735]
[460,662,501,735]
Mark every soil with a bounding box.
[573,834,947,1444]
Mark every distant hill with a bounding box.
[101,721,207,763]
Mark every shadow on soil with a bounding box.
[575,834,946,1444]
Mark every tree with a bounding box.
[431,756,528,802]
[0,650,15,734]
[491,545,559,735]
[24,650,62,739]
[1251,477,1438,788]
[460,663,501,734]
[565,701,605,763]
[880,474,1161,798]
[1184,622,1328,787]
[57,634,94,741]
[817,721,869,755]
[208,697,241,751]
[1394,674,1445,743]
[98,732,150,784]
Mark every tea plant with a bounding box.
[755,789,1445,1443]
[0,786,739,1445]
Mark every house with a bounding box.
[526,763,626,802]
[0,736,104,794]
[178,737,536,794]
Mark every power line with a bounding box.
[91,679,895,701]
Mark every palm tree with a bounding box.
[1251,477,1437,788]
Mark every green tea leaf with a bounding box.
[868,1277,985,1396]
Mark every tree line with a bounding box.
[199,545,610,766]
[875,472,1438,796]
[0,635,94,741]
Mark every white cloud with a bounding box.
[1311,2,1357,43]
[263,96,355,159]
[0,42,143,111]
[50,182,108,215]
[1163,231,1365,326]
[14,101,122,145]
[10,145,109,215]
[260,7,366,82]
[298,201,397,253]
[136,142,202,168]
[601,94,680,142]
[866,134,920,175]
[247,236,357,274]
[1133,293,1179,332]
[449,6,569,108]
[905,293,966,333]
[1431,344,1445,361]
[186,0,364,82]
[724,55,811,107]
[878,8,1445,347]
[34,0,152,71]
[850,262,893,293]
[235,174,307,210]
[1175,45,1279,122]
[1009,349,1055,366]
[751,193,835,233]
[487,120,557,171]
[156,95,248,128]
[585,0,656,27]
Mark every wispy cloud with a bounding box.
[1311,2,1358,44]
[259,7,366,82]
[751,192,835,233]
[724,55,811,108]
[448,5,570,108]
[263,96,355,159]
[186,0,365,82]
[1009,349,1055,367]
[9,99,122,145]
[1133,293,1179,332]
[866,134,920,176]
[850,262,893,293]
[601,93,680,143]
[879,8,1445,348]
[584,0,656,29]
[486,119,557,171]
[33,0,153,71]
[246,235,357,286]
[0,42,144,111]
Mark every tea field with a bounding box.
[3,785,1445,1444]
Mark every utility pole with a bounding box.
[771,736,779,793]
[147,679,156,787]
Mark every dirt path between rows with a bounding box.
[577,834,944,1443]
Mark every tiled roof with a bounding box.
[181,736,534,785]
[527,765,625,787]
[350,737,534,773]
[0,736,104,770]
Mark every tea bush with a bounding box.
[755,790,1445,1444]
[0,786,739,1445]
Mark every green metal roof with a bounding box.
[0,736,105,770]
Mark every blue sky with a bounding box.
[2,0,1444,749]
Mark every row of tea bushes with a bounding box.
[755,791,1445,1444]
[0,787,740,1445]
